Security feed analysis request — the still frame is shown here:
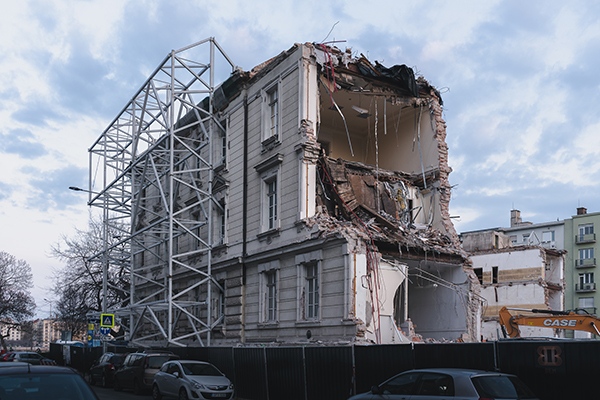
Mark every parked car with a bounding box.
[9,351,56,365]
[113,351,179,394]
[0,361,30,368]
[87,352,127,387]
[0,364,99,399]
[348,368,539,400]
[152,360,234,400]
[0,352,14,362]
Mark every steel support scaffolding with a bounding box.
[86,38,237,347]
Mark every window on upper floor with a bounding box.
[255,154,283,234]
[579,297,594,309]
[492,266,499,284]
[522,233,530,244]
[579,224,594,236]
[210,117,227,169]
[542,230,555,243]
[509,235,517,245]
[578,223,595,242]
[259,261,279,323]
[473,268,483,284]
[266,177,278,230]
[579,272,594,285]
[301,261,320,320]
[265,271,277,322]
[214,197,227,246]
[262,81,281,144]
[578,297,596,315]
[579,248,594,260]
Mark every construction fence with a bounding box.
[50,340,597,400]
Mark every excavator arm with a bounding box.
[499,307,600,338]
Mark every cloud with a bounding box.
[23,164,88,212]
[0,129,47,159]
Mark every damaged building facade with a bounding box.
[461,212,566,340]
[87,39,479,347]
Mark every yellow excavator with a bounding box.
[498,306,600,338]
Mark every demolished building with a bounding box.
[86,39,480,347]
[461,228,565,340]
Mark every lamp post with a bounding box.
[43,298,53,319]
[43,298,56,347]
[69,185,108,350]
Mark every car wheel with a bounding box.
[178,388,189,400]
[152,384,162,400]
[113,377,122,391]
[133,379,142,395]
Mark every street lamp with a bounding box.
[43,298,53,319]
[69,185,109,350]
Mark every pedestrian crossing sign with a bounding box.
[100,313,115,328]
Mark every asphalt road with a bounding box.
[92,385,153,400]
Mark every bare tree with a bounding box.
[51,216,129,339]
[0,251,36,351]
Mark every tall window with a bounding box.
[255,154,283,233]
[215,198,226,245]
[267,85,279,139]
[262,82,281,143]
[266,271,277,322]
[259,262,279,323]
[492,266,499,284]
[221,134,227,165]
[304,262,319,320]
[473,268,483,284]
[267,178,277,230]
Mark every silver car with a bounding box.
[348,368,539,400]
[152,360,234,400]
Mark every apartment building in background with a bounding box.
[0,320,22,344]
[461,241,565,340]
[87,40,480,347]
[564,207,600,337]
[32,318,62,350]
[461,208,600,339]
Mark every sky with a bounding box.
[1,0,599,318]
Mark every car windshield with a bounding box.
[0,373,97,399]
[181,363,222,376]
[472,375,537,399]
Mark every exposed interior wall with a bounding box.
[318,102,439,175]
[310,43,475,343]
[407,263,470,341]
[471,247,566,340]
[364,259,409,343]
[460,230,512,252]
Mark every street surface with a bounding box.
[92,386,152,400]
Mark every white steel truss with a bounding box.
[86,38,237,347]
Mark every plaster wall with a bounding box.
[408,264,470,341]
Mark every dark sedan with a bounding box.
[348,368,539,399]
[87,352,127,387]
